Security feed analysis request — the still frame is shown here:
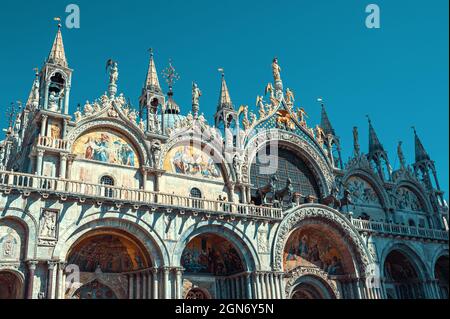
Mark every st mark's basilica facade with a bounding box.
[0,25,448,300]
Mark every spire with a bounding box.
[413,127,431,163]
[218,70,233,111]
[162,59,180,115]
[368,116,385,155]
[47,23,68,67]
[319,99,335,136]
[145,49,162,94]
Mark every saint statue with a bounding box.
[192,82,202,106]
[397,141,406,169]
[353,127,360,155]
[272,58,282,82]
[107,60,119,85]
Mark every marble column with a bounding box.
[26,261,38,299]
[136,273,141,299]
[269,273,276,299]
[56,262,66,299]
[128,274,134,299]
[152,268,159,299]
[273,274,280,299]
[36,150,44,176]
[175,268,183,299]
[252,273,259,299]
[163,268,170,299]
[40,115,48,135]
[47,261,57,299]
[60,154,67,179]
[245,273,252,299]
[264,273,271,299]
[259,273,266,299]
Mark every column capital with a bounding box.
[47,261,58,270]
[41,114,48,120]
[27,260,39,270]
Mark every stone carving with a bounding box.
[38,209,58,246]
[346,177,382,207]
[1,229,17,259]
[257,229,269,254]
[395,187,422,211]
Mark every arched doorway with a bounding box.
[383,250,425,299]
[181,233,246,299]
[72,280,117,299]
[290,275,336,299]
[283,222,358,299]
[434,255,449,299]
[0,271,23,299]
[66,229,152,299]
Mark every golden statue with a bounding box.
[285,88,295,104]
[272,57,282,82]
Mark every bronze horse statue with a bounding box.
[322,188,353,211]
[256,175,278,205]
[275,178,294,202]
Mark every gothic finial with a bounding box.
[353,126,360,156]
[48,19,67,67]
[144,49,162,93]
[397,141,407,169]
[412,127,431,163]
[217,71,233,111]
[319,98,335,136]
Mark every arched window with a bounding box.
[250,148,320,204]
[100,176,115,198]
[408,219,416,227]
[190,188,203,209]
[190,188,202,198]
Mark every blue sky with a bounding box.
[0,0,448,196]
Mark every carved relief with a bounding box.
[395,187,423,212]
[345,176,382,207]
[38,209,59,246]
[257,229,269,254]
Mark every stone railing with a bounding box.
[351,218,449,242]
[37,135,69,151]
[0,170,283,220]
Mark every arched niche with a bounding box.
[383,249,426,299]
[290,274,337,299]
[72,128,140,168]
[434,255,449,299]
[0,218,27,262]
[181,233,245,276]
[0,270,24,299]
[67,229,152,273]
[283,223,357,276]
